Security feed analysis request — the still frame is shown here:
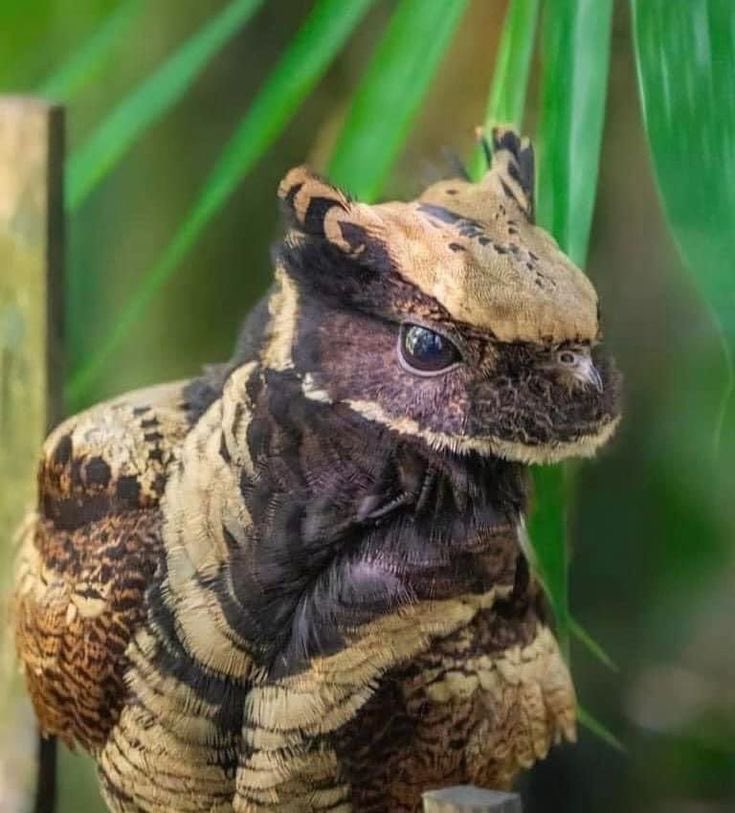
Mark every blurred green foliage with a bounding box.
[1,1,734,812]
[66,0,376,406]
[35,0,142,101]
[66,0,265,210]
[327,0,468,199]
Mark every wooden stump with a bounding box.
[0,96,64,813]
[423,785,523,813]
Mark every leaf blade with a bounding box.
[468,0,540,180]
[530,0,614,655]
[530,465,572,657]
[35,0,143,102]
[328,0,470,201]
[536,0,613,265]
[631,0,735,455]
[66,0,376,409]
[66,0,265,211]
[578,705,626,754]
[570,617,619,673]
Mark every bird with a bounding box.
[14,127,621,813]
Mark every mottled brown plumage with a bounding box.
[14,128,621,812]
[15,382,191,751]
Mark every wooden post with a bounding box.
[423,786,523,813]
[0,97,64,813]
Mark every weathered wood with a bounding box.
[0,96,64,813]
[423,785,523,813]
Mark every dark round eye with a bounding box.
[398,324,460,375]
[557,350,577,366]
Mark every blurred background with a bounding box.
[1,0,734,811]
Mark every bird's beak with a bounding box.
[577,356,604,393]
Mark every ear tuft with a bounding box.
[278,167,352,238]
[490,126,535,221]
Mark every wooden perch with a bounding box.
[423,785,522,812]
[0,95,64,813]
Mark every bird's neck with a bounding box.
[166,361,531,675]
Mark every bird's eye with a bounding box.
[398,324,460,375]
[557,350,577,366]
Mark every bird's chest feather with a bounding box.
[334,593,574,812]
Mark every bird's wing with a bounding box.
[13,381,193,751]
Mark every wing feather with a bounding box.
[14,382,192,750]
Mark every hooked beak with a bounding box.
[575,356,604,393]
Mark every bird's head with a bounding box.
[265,127,621,465]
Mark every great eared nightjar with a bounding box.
[14,127,621,812]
